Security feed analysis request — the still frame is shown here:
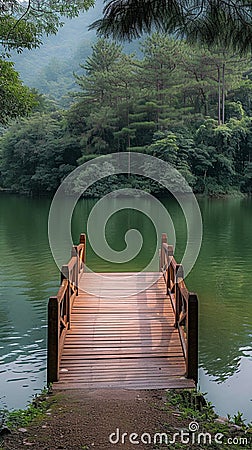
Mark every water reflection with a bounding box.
[185,199,252,389]
[0,194,58,409]
[0,193,251,421]
[72,198,158,272]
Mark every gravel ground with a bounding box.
[1,389,179,450]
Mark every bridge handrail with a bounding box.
[160,233,198,383]
[47,233,86,384]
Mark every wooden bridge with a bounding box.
[47,234,198,390]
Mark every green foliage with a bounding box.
[0,112,82,194]
[0,60,36,124]
[149,131,179,165]
[1,388,52,430]
[2,34,252,196]
[164,390,252,450]
[192,116,252,194]
[81,107,117,154]
[0,1,95,53]
[92,1,252,54]
[0,1,95,123]
[6,402,46,429]
[242,162,252,194]
[10,6,105,101]
[227,411,251,430]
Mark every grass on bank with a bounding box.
[0,388,251,449]
[0,387,54,431]
[158,390,252,449]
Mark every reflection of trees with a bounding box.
[73,197,157,272]
[1,194,251,381]
[0,302,11,340]
[187,197,252,380]
[0,194,58,299]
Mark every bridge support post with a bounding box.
[47,296,60,384]
[186,293,198,383]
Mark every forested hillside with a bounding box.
[1,31,252,197]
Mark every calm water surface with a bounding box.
[0,193,251,421]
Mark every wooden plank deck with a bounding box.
[54,272,195,390]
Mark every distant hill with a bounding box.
[11,2,101,103]
[12,1,141,105]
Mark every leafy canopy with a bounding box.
[0,0,95,53]
[0,59,36,123]
[0,1,95,123]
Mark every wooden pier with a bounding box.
[47,234,198,390]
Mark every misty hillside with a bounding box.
[12,1,140,105]
[11,2,101,103]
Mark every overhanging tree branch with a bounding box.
[0,0,95,52]
[90,1,252,53]
[6,0,32,42]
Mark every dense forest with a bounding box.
[1,31,252,196]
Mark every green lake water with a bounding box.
[0,193,251,422]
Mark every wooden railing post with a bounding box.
[71,246,79,294]
[47,296,60,384]
[80,233,86,265]
[167,245,174,294]
[160,233,167,271]
[61,265,70,328]
[175,264,184,327]
[186,293,198,383]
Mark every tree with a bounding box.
[193,117,251,194]
[81,106,117,154]
[0,112,82,193]
[75,39,136,109]
[0,0,94,53]
[73,38,138,153]
[0,1,94,123]
[139,33,185,128]
[0,59,36,123]
[92,1,252,54]
[180,46,249,124]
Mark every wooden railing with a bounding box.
[160,233,198,383]
[47,233,86,384]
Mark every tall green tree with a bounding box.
[74,38,138,153]
[75,39,136,109]
[181,46,249,124]
[139,33,185,128]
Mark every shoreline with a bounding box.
[0,187,249,200]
